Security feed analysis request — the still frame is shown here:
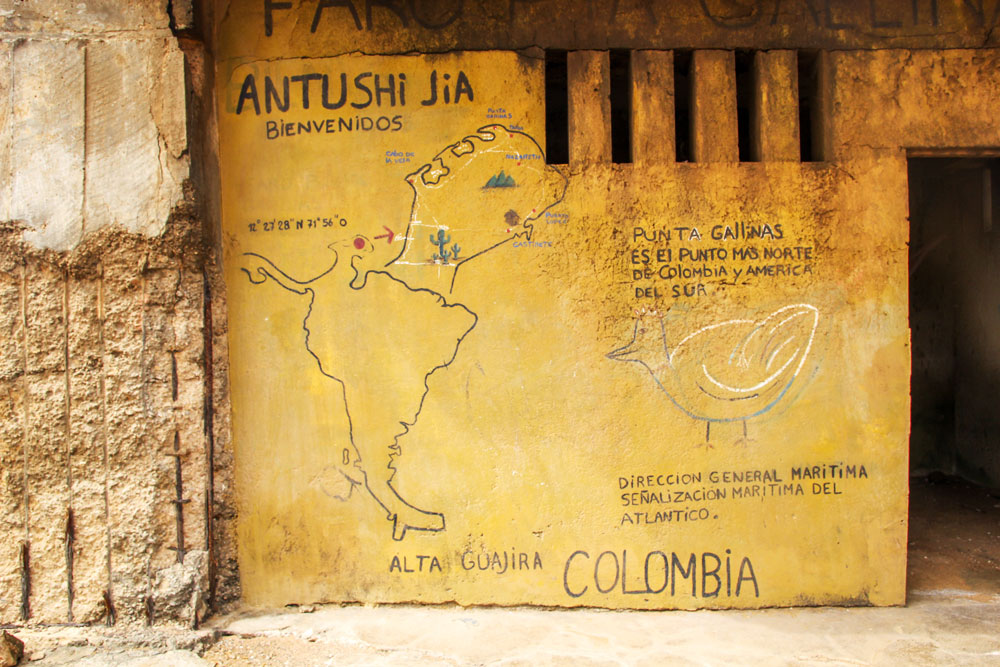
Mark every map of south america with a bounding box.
[241,126,567,540]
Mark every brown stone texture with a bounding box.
[568,51,611,165]
[752,50,799,162]
[215,0,1000,60]
[691,50,738,163]
[0,0,171,33]
[0,244,26,621]
[206,267,240,610]
[0,630,23,667]
[66,276,110,623]
[23,258,71,622]
[0,206,232,626]
[631,50,675,165]
[830,49,1000,157]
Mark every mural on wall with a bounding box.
[607,304,819,446]
[240,125,566,540]
[217,49,907,610]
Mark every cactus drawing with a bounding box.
[451,243,461,260]
[430,229,454,263]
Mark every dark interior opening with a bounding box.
[673,49,692,163]
[797,50,818,162]
[909,157,1000,485]
[609,49,632,164]
[735,50,757,162]
[907,157,1000,596]
[544,49,569,165]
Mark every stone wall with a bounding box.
[0,1,237,625]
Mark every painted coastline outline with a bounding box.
[242,125,566,540]
[387,124,568,293]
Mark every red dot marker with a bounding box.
[354,238,365,249]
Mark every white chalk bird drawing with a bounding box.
[607,304,820,446]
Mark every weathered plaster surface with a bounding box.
[0,3,189,252]
[214,0,1000,57]
[85,38,188,240]
[214,0,1000,609]
[9,40,85,251]
[831,49,1000,157]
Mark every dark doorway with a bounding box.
[909,158,1000,485]
[907,157,1000,597]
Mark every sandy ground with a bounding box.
[906,474,1000,599]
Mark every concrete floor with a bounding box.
[202,475,1000,666]
[19,475,1000,666]
[200,592,1000,666]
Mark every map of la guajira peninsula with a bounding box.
[218,51,909,609]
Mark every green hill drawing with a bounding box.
[484,170,516,189]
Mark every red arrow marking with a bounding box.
[374,226,395,243]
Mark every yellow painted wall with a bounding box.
[214,10,999,608]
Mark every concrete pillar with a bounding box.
[85,40,187,238]
[691,50,737,163]
[65,276,112,622]
[0,258,26,622]
[631,50,675,165]
[0,1,204,627]
[568,50,611,165]
[0,44,11,222]
[11,40,86,251]
[753,50,799,162]
[21,261,71,622]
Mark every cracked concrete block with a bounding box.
[0,0,170,34]
[67,278,112,623]
[0,44,11,222]
[10,40,85,251]
[85,39,188,241]
[151,550,208,626]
